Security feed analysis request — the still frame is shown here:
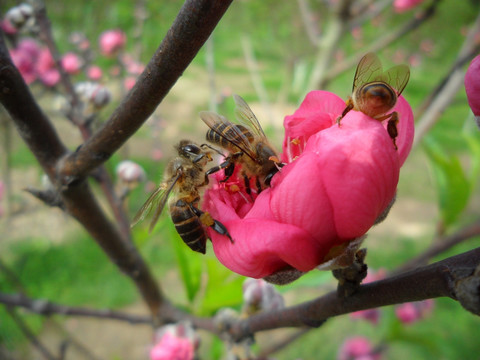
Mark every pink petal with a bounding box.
[465,55,480,116]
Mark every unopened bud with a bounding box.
[6,4,34,29]
[242,278,284,316]
[116,160,146,186]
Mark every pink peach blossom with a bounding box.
[150,333,194,360]
[338,337,381,360]
[203,91,414,279]
[393,0,425,12]
[9,38,40,84]
[465,55,480,119]
[36,48,60,87]
[124,76,137,91]
[87,65,103,80]
[61,52,83,74]
[99,29,126,56]
[395,299,434,324]
[1,18,17,34]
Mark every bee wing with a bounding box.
[353,52,384,92]
[380,64,410,96]
[131,172,181,232]
[200,110,258,161]
[233,94,267,139]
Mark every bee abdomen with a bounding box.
[170,199,207,254]
[206,123,254,148]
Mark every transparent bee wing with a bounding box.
[381,64,410,96]
[353,52,384,92]
[233,94,267,139]
[199,110,258,161]
[131,171,181,232]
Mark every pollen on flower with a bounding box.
[291,138,300,145]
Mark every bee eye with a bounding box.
[183,144,201,154]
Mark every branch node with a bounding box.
[332,248,368,297]
[453,264,480,316]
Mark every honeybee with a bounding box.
[131,140,232,254]
[338,52,410,149]
[200,95,282,194]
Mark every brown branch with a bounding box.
[226,247,480,340]
[59,0,234,185]
[0,293,151,325]
[0,31,165,324]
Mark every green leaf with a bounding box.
[198,258,244,315]
[168,225,203,304]
[462,121,480,191]
[423,135,471,227]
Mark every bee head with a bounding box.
[177,140,205,164]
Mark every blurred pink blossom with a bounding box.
[203,91,414,278]
[338,337,381,360]
[36,48,60,87]
[465,55,480,128]
[395,299,434,324]
[61,52,83,74]
[150,333,194,360]
[99,29,126,56]
[1,18,17,34]
[124,76,137,91]
[87,65,103,80]
[150,323,196,360]
[393,0,425,13]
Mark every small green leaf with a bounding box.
[423,135,471,227]
[199,258,244,315]
[168,225,203,303]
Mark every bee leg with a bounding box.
[386,112,399,150]
[255,177,262,194]
[206,159,235,182]
[337,99,354,127]
[243,173,251,195]
[189,204,234,243]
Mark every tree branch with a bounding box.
[0,293,151,325]
[59,0,234,185]
[227,247,480,340]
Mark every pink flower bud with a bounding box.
[99,29,126,57]
[465,55,480,128]
[203,91,414,279]
[61,52,83,74]
[150,323,196,360]
[10,47,36,84]
[338,337,381,360]
[393,0,425,13]
[123,76,137,91]
[87,65,103,80]
[116,160,146,184]
[1,19,17,34]
[36,48,60,87]
[395,299,434,324]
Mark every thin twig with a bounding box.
[0,293,152,325]
[394,219,480,274]
[5,307,59,360]
[322,0,439,86]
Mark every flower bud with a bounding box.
[150,322,197,360]
[338,337,381,360]
[395,299,434,324]
[74,81,112,111]
[5,3,34,30]
[465,55,480,129]
[99,29,126,57]
[242,278,284,315]
[116,160,146,186]
[393,0,425,13]
[61,52,83,74]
